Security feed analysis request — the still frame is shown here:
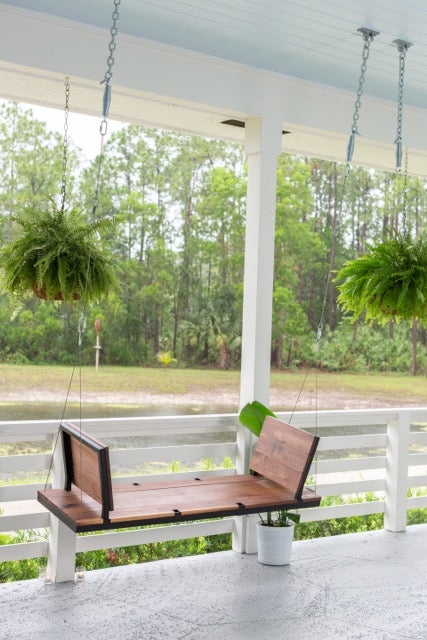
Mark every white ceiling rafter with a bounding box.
[1,1,427,173]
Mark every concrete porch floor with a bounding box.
[1,525,427,640]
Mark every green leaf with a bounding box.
[335,231,427,324]
[284,511,300,525]
[238,401,276,437]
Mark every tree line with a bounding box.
[1,101,427,374]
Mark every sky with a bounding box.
[23,101,125,163]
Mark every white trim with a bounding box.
[0,453,51,472]
[109,443,236,466]
[300,500,385,522]
[317,434,387,451]
[313,478,385,496]
[407,495,427,509]
[0,483,48,502]
[313,456,387,474]
[3,5,427,170]
[409,431,427,445]
[0,540,48,562]
[0,511,49,533]
[408,475,427,488]
[77,519,234,553]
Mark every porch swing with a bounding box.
[36,21,417,535]
[35,0,321,534]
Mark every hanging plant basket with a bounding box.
[336,232,427,324]
[31,281,81,302]
[1,207,116,304]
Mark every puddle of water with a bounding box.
[0,401,236,421]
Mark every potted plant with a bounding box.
[0,207,116,303]
[256,509,300,566]
[239,400,300,565]
[335,231,427,325]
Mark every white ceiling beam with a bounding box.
[1,4,427,174]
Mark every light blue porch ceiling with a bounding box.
[4,0,427,109]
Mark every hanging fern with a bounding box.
[336,232,427,325]
[0,207,117,303]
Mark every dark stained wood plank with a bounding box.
[38,487,104,527]
[112,474,257,493]
[61,422,114,514]
[250,417,319,497]
[38,417,321,531]
[69,437,103,503]
[38,474,321,529]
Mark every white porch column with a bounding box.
[384,411,410,532]
[45,433,77,582]
[233,115,282,553]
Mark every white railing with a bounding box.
[1,408,427,573]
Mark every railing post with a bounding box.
[234,114,282,553]
[45,433,77,582]
[384,411,410,532]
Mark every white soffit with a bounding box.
[1,3,427,174]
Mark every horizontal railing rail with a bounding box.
[1,407,426,567]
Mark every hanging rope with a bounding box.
[394,39,412,172]
[345,28,379,172]
[290,28,379,496]
[44,2,121,495]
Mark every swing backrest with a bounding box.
[60,422,114,517]
[249,416,319,499]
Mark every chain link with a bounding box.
[394,40,412,170]
[60,77,70,213]
[351,35,373,135]
[100,0,121,117]
[402,147,409,233]
[346,28,379,167]
[92,0,121,216]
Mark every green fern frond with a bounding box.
[0,206,118,303]
[335,231,427,325]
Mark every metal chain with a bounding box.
[346,28,379,169]
[92,124,108,216]
[92,0,121,215]
[47,0,121,504]
[100,0,121,118]
[394,40,412,171]
[60,77,70,213]
[402,147,409,233]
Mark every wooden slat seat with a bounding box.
[38,417,321,533]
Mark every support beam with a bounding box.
[233,115,282,553]
[384,413,410,532]
[45,515,76,583]
[45,431,77,582]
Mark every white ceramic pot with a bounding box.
[256,521,294,565]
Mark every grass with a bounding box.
[0,364,240,395]
[0,364,427,409]
[271,370,427,404]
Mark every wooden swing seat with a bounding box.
[37,417,321,533]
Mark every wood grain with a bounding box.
[38,474,320,529]
[250,416,319,498]
[61,422,114,515]
[69,437,103,503]
[38,417,321,531]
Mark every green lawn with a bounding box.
[0,364,426,408]
[0,364,240,395]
